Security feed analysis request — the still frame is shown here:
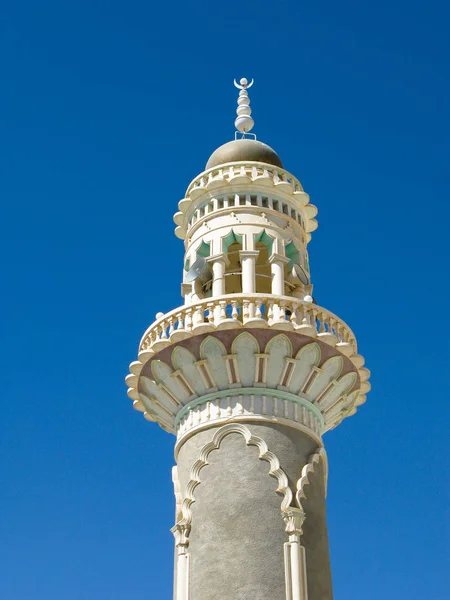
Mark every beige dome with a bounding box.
[206,139,283,170]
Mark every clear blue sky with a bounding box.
[1,1,449,598]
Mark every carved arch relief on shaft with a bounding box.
[171,423,294,600]
[284,448,327,600]
[172,423,327,600]
[174,423,328,532]
[177,423,293,534]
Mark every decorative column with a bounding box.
[283,509,308,600]
[240,249,259,321]
[207,254,229,297]
[269,253,289,296]
[239,250,259,293]
[171,523,191,600]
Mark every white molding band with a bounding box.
[175,388,323,427]
[175,414,323,458]
[175,388,324,440]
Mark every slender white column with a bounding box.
[171,523,191,600]
[212,259,225,296]
[175,552,190,600]
[283,509,308,600]
[239,250,259,293]
[269,253,290,296]
[206,254,230,322]
[207,254,230,298]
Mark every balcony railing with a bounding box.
[186,163,304,197]
[139,294,357,356]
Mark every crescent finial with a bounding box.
[234,77,254,90]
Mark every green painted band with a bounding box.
[174,387,324,429]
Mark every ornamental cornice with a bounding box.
[126,328,369,437]
[175,411,323,456]
[205,253,230,266]
[173,161,318,241]
[175,388,324,429]
[238,250,260,258]
[184,203,310,249]
[185,162,304,199]
[174,388,324,451]
[268,253,291,265]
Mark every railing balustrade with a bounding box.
[139,294,357,354]
[186,163,304,197]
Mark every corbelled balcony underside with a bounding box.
[126,294,370,439]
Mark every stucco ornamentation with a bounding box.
[177,423,293,534]
[172,466,183,522]
[282,508,309,600]
[128,332,365,437]
[295,447,328,510]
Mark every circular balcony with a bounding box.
[137,293,359,361]
[126,294,370,438]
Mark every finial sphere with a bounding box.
[234,78,254,90]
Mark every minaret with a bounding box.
[126,79,370,600]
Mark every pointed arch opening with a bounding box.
[254,230,274,294]
[196,240,211,259]
[222,230,243,294]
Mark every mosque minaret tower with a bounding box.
[126,79,370,600]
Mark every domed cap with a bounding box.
[206,138,283,170]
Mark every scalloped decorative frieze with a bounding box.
[127,332,368,436]
[173,162,318,241]
[295,448,328,510]
[177,423,294,533]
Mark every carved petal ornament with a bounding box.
[126,332,369,438]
